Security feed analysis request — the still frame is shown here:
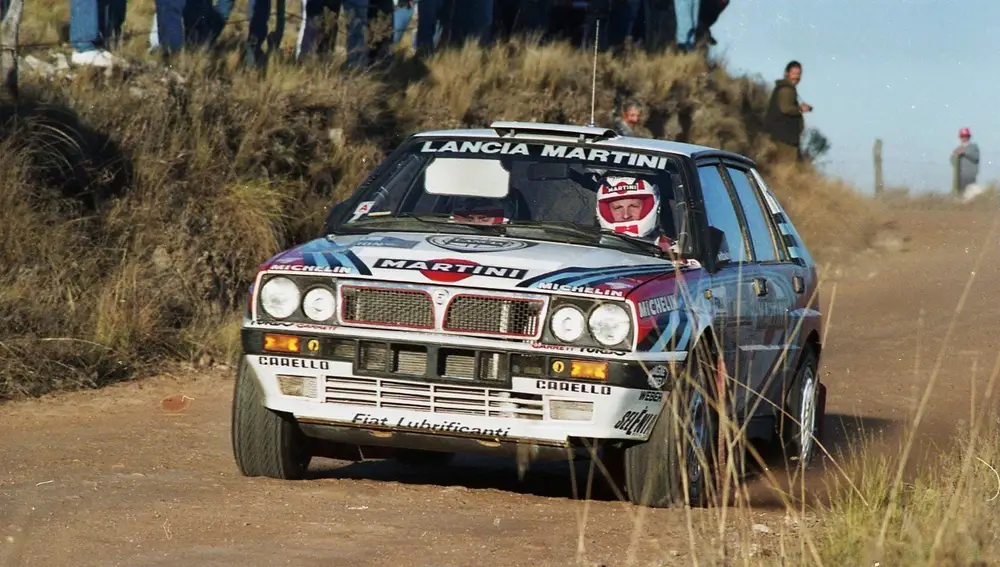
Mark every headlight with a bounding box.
[259,277,300,319]
[302,286,336,321]
[550,306,585,342]
[588,303,631,346]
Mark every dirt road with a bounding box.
[2,209,999,567]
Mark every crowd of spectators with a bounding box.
[57,0,730,69]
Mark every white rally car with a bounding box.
[231,121,826,508]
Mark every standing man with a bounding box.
[763,60,812,162]
[951,127,980,197]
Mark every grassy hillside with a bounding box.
[0,33,883,399]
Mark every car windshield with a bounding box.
[328,136,692,258]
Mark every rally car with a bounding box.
[230,121,826,508]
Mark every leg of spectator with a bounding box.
[513,0,552,41]
[471,0,493,46]
[70,0,117,65]
[642,0,674,52]
[70,0,99,53]
[583,0,610,51]
[673,0,697,50]
[414,0,439,54]
[693,0,725,45]
[296,0,321,59]
[155,0,186,56]
[343,0,370,69]
[272,0,286,50]
[157,0,186,55]
[150,14,160,51]
[608,0,639,49]
[392,2,414,44]
[367,0,393,63]
[245,0,269,65]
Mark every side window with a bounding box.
[697,164,749,263]
[725,167,780,263]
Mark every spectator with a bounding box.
[69,0,127,67]
[244,0,287,67]
[951,127,980,197]
[148,0,232,54]
[612,99,642,136]
[673,0,697,50]
[393,0,415,45]
[296,0,369,67]
[582,0,641,52]
[463,0,495,47]
[494,0,553,43]
[693,0,727,46]
[763,60,812,162]
[640,0,676,53]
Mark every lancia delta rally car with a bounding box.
[231,121,827,508]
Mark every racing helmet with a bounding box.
[450,193,520,225]
[596,176,660,238]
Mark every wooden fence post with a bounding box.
[0,0,24,100]
[873,138,884,195]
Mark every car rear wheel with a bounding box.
[781,347,825,468]
[231,359,312,480]
[617,341,721,508]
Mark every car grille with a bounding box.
[323,376,544,420]
[444,295,543,338]
[336,282,548,340]
[340,286,434,330]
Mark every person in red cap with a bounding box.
[951,127,980,197]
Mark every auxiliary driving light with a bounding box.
[263,333,301,353]
[549,400,594,421]
[570,360,608,380]
[277,375,318,398]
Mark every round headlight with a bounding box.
[550,306,585,343]
[259,277,300,319]
[302,287,336,321]
[588,303,631,347]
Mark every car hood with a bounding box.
[261,231,699,298]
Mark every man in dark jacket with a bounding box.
[764,60,812,162]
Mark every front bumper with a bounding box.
[242,327,672,450]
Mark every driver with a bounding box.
[450,193,522,225]
[596,175,676,254]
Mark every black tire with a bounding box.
[231,360,312,479]
[619,340,721,508]
[781,347,824,468]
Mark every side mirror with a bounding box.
[707,226,732,268]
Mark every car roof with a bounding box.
[410,121,756,167]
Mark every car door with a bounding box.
[694,161,761,417]
[720,162,799,415]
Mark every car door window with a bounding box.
[697,164,749,263]
[725,166,780,263]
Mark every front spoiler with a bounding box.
[298,418,577,461]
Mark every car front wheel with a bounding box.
[616,341,721,508]
[231,359,312,480]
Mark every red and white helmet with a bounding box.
[959,127,971,138]
[596,176,660,238]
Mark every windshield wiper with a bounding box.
[334,213,503,235]
[503,221,664,258]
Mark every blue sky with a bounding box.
[707,0,997,195]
